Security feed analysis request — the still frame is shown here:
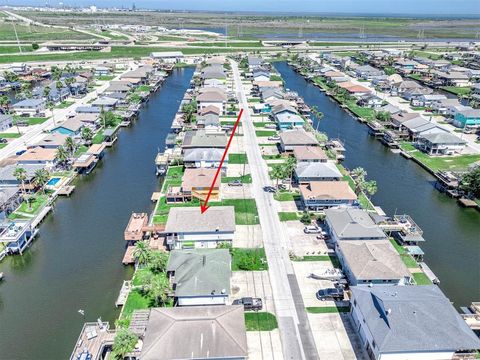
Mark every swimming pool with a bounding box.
[46,177,61,186]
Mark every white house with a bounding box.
[12,99,46,117]
[166,249,231,306]
[196,88,227,115]
[164,206,235,249]
[350,286,480,360]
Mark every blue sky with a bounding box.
[9,0,480,16]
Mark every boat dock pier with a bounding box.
[115,280,132,307]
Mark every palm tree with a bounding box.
[270,165,285,190]
[43,86,51,99]
[149,275,170,307]
[112,328,138,359]
[64,137,76,158]
[56,146,69,168]
[81,127,94,144]
[363,180,378,199]
[0,95,11,112]
[34,168,49,195]
[148,251,169,274]
[133,240,152,267]
[14,167,27,197]
[283,156,297,190]
[351,167,367,195]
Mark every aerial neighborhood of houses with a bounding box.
[0,29,479,360]
[34,50,478,360]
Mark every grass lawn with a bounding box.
[390,238,406,254]
[15,194,48,216]
[0,132,21,138]
[221,174,252,184]
[0,144,7,149]
[408,151,480,172]
[18,117,49,126]
[278,212,300,221]
[97,75,115,81]
[92,133,104,144]
[413,272,433,285]
[74,145,89,157]
[401,254,419,268]
[306,306,349,314]
[121,289,151,318]
[253,122,274,128]
[55,101,74,109]
[228,153,248,164]
[255,130,277,137]
[440,86,472,97]
[273,191,299,202]
[293,255,341,268]
[408,74,422,81]
[231,247,268,271]
[244,312,278,331]
[154,197,259,225]
[136,85,151,92]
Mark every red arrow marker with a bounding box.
[200,108,244,214]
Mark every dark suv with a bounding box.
[232,297,263,311]
[316,288,344,301]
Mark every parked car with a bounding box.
[264,123,277,129]
[15,149,27,156]
[268,135,280,141]
[316,288,344,301]
[228,179,242,186]
[263,186,276,193]
[0,138,7,144]
[304,225,322,234]
[232,297,263,311]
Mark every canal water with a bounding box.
[274,61,480,308]
[0,67,194,359]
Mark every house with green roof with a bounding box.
[166,249,231,306]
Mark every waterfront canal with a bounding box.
[0,67,194,359]
[275,61,480,308]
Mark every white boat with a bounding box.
[0,272,4,281]
[309,268,344,281]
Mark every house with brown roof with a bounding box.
[17,147,58,168]
[299,181,357,210]
[197,88,228,115]
[166,168,220,204]
[279,129,319,152]
[293,146,328,163]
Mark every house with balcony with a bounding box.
[324,207,387,242]
[166,168,220,204]
[166,249,231,306]
[293,146,328,163]
[350,285,480,360]
[17,147,58,169]
[279,129,319,152]
[12,98,46,117]
[417,132,466,155]
[164,206,235,250]
[336,239,411,286]
[183,148,228,173]
[299,181,357,210]
[0,220,38,255]
[453,108,480,128]
[295,162,343,183]
[197,88,227,115]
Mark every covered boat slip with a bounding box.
[73,154,98,175]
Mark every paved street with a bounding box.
[231,60,318,360]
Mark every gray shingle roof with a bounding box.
[325,207,386,240]
[165,206,235,233]
[338,240,410,281]
[183,148,224,162]
[421,132,466,145]
[295,162,342,180]
[141,305,247,360]
[182,130,227,149]
[280,129,318,146]
[167,249,231,297]
[351,285,480,353]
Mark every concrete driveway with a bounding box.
[233,225,263,248]
[283,220,329,255]
[221,183,252,199]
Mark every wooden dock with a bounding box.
[115,280,132,307]
[69,321,115,360]
[458,198,479,209]
[58,185,75,196]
